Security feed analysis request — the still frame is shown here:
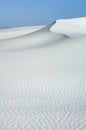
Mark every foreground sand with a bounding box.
[0,17,86,130]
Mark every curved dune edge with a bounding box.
[0,21,67,52]
[0,26,45,40]
[0,17,86,130]
[50,17,86,37]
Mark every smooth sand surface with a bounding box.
[0,17,86,130]
[0,26,44,40]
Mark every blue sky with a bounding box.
[0,0,86,27]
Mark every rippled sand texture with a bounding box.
[0,17,86,130]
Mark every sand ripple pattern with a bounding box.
[0,18,86,129]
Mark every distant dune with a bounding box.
[0,17,86,130]
[0,26,10,29]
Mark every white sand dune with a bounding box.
[0,22,67,52]
[0,17,86,130]
[0,26,44,40]
[50,17,86,37]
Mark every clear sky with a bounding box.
[0,0,86,27]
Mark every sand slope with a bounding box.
[0,17,86,130]
[0,26,44,40]
[50,17,86,37]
